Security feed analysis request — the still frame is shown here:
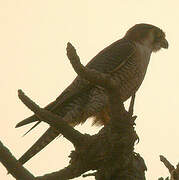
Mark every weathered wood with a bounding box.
[159,155,179,180]
[0,141,35,180]
[0,42,147,180]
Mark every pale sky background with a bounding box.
[0,0,178,179]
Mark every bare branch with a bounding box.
[0,140,35,180]
[66,42,115,90]
[36,164,88,180]
[0,43,144,180]
[160,155,175,173]
[159,155,179,180]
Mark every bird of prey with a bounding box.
[16,23,168,165]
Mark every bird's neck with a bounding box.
[138,39,153,52]
[131,39,153,54]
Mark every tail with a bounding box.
[15,100,62,135]
[15,115,39,128]
[18,127,60,165]
[15,115,41,136]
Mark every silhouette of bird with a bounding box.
[16,23,168,165]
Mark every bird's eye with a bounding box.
[154,29,165,43]
[155,32,165,43]
[155,36,162,42]
[153,28,163,42]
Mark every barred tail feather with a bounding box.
[18,127,60,165]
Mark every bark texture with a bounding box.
[159,155,179,180]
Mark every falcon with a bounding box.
[16,23,168,165]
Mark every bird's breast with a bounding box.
[135,43,152,75]
[111,44,152,101]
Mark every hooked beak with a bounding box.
[161,38,169,49]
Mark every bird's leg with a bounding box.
[128,93,136,116]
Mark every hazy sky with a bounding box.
[0,0,179,179]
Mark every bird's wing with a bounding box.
[16,39,136,128]
[17,39,137,165]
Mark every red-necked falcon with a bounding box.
[16,23,168,165]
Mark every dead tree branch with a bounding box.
[0,141,35,180]
[0,42,147,179]
[159,155,179,180]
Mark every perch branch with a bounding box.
[29,43,140,180]
[0,42,143,180]
[36,163,88,180]
[66,42,115,90]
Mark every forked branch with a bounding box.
[0,42,145,180]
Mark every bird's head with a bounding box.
[124,23,169,52]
